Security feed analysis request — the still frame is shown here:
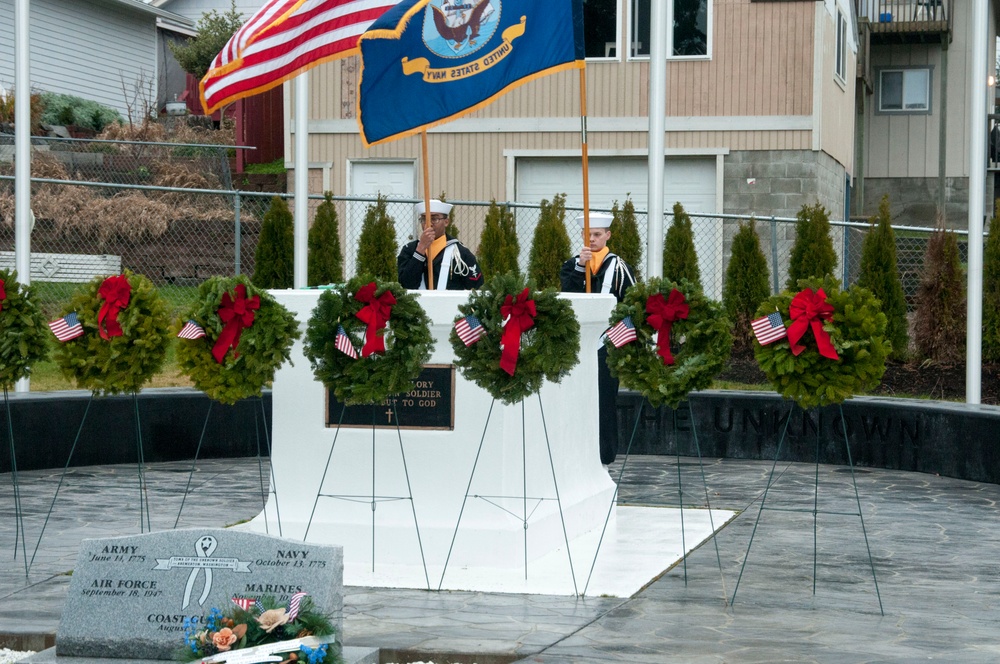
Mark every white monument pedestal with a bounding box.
[249,290,621,593]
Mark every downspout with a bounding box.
[938,38,949,222]
[855,18,869,218]
[855,80,866,216]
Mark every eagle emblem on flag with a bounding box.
[426,0,499,55]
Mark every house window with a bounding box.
[835,10,847,82]
[878,68,931,113]
[671,0,710,57]
[607,0,710,59]
[583,0,619,58]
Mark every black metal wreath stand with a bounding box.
[731,402,883,615]
[2,387,28,576]
[174,397,280,534]
[30,392,152,574]
[583,399,727,599]
[439,394,577,594]
[304,399,430,589]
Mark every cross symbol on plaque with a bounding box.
[385,408,394,423]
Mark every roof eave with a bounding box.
[107,0,193,26]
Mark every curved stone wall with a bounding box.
[3,387,997,485]
[618,390,1000,485]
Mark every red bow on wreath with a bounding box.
[212,284,260,363]
[0,278,6,313]
[645,288,689,366]
[354,282,396,357]
[787,287,839,361]
[499,288,536,376]
[97,275,132,340]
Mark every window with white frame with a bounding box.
[583,0,619,58]
[835,9,847,82]
[878,68,931,113]
[588,0,711,59]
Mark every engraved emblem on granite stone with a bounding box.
[152,535,253,608]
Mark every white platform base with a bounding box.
[340,504,736,597]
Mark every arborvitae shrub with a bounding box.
[786,203,837,288]
[477,199,520,280]
[984,201,1000,361]
[355,196,398,281]
[438,191,460,241]
[857,195,909,361]
[913,224,966,364]
[609,198,643,281]
[308,192,344,286]
[663,202,701,288]
[722,219,770,357]
[528,194,571,290]
[252,196,293,289]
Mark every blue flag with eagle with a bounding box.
[358,0,584,146]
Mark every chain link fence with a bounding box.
[0,138,966,318]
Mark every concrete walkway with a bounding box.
[2,455,998,663]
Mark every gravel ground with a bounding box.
[0,650,32,664]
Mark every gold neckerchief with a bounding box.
[426,235,448,265]
[588,247,610,276]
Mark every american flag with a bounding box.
[287,591,308,621]
[48,312,84,342]
[199,0,398,114]
[336,325,358,359]
[231,596,263,613]
[177,320,206,340]
[751,312,788,346]
[454,314,486,346]
[605,316,637,348]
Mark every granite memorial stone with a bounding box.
[55,528,343,660]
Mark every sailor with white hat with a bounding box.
[559,212,636,301]
[397,199,483,290]
[560,211,637,468]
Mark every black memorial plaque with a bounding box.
[326,364,454,430]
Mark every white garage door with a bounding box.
[347,160,415,278]
[515,156,723,297]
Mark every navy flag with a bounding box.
[358,0,585,146]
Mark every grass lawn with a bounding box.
[27,281,199,391]
[29,339,193,391]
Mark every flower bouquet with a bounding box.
[178,594,341,664]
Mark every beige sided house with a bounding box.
[853,0,1000,226]
[285,0,857,284]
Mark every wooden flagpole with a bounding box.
[421,130,434,290]
[579,68,592,293]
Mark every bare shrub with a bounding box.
[74,192,171,242]
[0,153,72,179]
[31,153,72,180]
[0,190,12,226]
[152,162,219,190]
[98,121,166,143]
[170,120,235,146]
[97,121,168,159]
[32,183,95,225]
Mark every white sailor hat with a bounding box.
[415,200,453,216]
[573,212,614,229]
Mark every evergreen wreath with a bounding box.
[450,272,580,405]
[754,275,890,409]
[53,270,170,395]
[303,275,434,405]
[0,269,50,389]
[175,276,301,405]
[606,277,732,409]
